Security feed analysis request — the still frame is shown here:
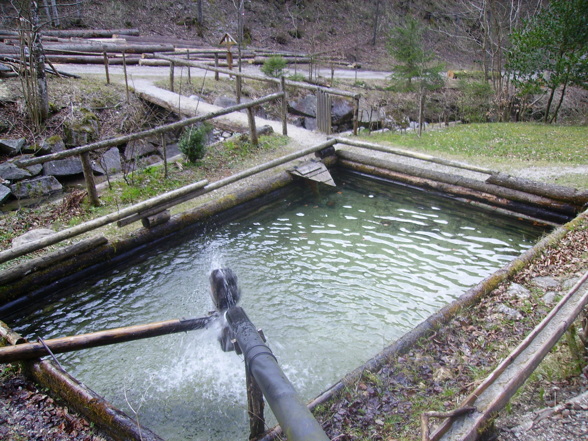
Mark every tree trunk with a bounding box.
[30,2,49,124]
[544,85,557,123]
[42,0,52,23]
[418,88,425,137]
[371,0,380,45]
[197,0,203,24]
[49,0,59,26]
[550,77,569,124]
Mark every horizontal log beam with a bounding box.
[0,235,107,286]
[486,172,588,205]
[334,137,494,175]
[0,179,208,264]
[0,315,215,363]
[336,150,577,217]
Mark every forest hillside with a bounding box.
[0,0,550,69]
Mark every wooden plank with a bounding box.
[290,160,336,186]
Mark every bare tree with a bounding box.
[12,0,49,130]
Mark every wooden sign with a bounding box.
[219,33,237,47]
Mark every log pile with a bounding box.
[0,28,342,67]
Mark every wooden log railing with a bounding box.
[0,315,216,363]
[154,53,360,99]
[429,269,588,441]
[2,139,336,265]
[16,91,285,169]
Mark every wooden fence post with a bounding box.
[102,51,110,84]
[186,50,191,82]
[281,76,288,136]
[122,51,129,103]
[247,107,258,146]
[80,152,100,207]
[353,96,360,136]
[236,75,242,104]
[246,361,265,439]
[169,61,175,92]
[214,53,219,80]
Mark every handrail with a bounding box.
[16,91,285,167]
[155,53,360,99]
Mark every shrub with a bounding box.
[178,123,212,163]
[261,56,287,78]
[287,73,306,82]
[457,80,494,123]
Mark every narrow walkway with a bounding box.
[127,78,329,150]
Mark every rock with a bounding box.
[43,156,83,176]
[561,276,580,292]
[213,95,253,111]
[10,176,62,199]
[91,147,122,175]
[23,163,43,178]
[288,94,317,118]
[0,138,26,156]
[138,155,162,168]
[158,142,180,159]
[530,276,560,291]
[304,117,317,131]
[0,183,11,203]
[256,125,274,136]
[124,139,158,161]
[12,228,55,248]
[0,161,31,181]
[506,283,531,300]
[542,291,558,304]
[39,135,66,154]
[213,95,238,108]
[495,303,523,320]
[63,109,100,147]
[331,98,354,125]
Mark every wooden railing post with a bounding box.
[80,152,100,207]
[246,360,265,439]
[247,107,258,146]
[353,95,360,136]
[169,61,175,92]
[186,50,191,82]
[102,51,110,84]
[236,75,242,104]
[281,76,288,136]
[122,51,129,103]
[214,53,219,80]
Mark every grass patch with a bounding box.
[362,123,588,164]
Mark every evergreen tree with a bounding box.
[387,18,444,136]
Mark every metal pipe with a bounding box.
[226,307,330,441]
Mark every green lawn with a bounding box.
[360,122,588,188]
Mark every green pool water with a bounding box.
[8,171,547,440]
